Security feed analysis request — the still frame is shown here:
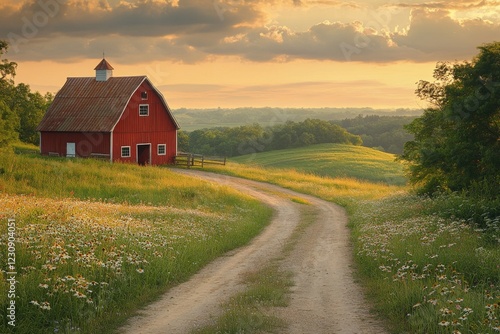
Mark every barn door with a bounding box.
[66,142,76,158]
[137,144,151,165]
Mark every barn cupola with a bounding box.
[94,58,114,82]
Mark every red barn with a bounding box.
[36,59,179,165]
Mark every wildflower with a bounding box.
[39,283,49,289]
[439,320,450,326]
[30,300,40,306]
[40,301,51,310]
[136,268,144,274]
[413,303,421,308]
[74,291,87,299]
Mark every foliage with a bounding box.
[0,40,17,83]
[174,106,423,132]
[334,115,416,154]
[0,101,19,148]
[0,152,272,333]
[0,40,53,146]
[0,42,19,148]
[183,119,362,157]
[401,42,500,197]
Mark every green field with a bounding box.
[2,143,498,334]
[231,143,406,185]
[0,147,272,334]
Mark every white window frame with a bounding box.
[139,104,149,116]
[157,144,166,156]
[121,146,131,158]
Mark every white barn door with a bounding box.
[66,142,76,157]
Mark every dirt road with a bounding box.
[120,171,387,334]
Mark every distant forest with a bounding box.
[177,108,420,156]
[174,107,422,131]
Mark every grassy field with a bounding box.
[0,146,272,334]
[2,143,498,333]
[231,143,406,185]
[207,144,500,334]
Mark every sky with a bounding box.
[1,0,499,109]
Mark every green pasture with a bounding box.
[231,143,406,185]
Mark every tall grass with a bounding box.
[0,149,272,333]
[205,162,405,207]
[205,146,499,333]
[350,195,500,333]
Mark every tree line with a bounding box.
[333,115,416,154]
[0,41,53,148]
[401,42,500,199]
[178,118,362,157]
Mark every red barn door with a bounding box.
[137,144,151,165]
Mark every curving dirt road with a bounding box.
[120,170,387,334]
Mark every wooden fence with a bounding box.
[174,152,226,168]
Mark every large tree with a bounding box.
[0,40,53,146]
[401,42,500,197]
[0,41,19,148]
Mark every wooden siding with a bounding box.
[112,81,177,165]
[40,132,111,158]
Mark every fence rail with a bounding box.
[174,152,226,168]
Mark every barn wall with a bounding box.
[113,81,177,165]
[40,132,111,157]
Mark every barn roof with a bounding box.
[37,76,179,132]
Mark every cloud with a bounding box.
[1,0,499,64]
[391,0,500,10]
[392,8,500,59]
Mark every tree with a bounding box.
[0,41,18,148]
[401,42,500,197]
[0,40,17,83]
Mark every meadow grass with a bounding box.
[350,195,500,333]
[204,162,405,207]
[0,148,273,334]
[204,144,499,334]
[231,143,407,185]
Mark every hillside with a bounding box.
[231,143,406,185]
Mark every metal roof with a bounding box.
[37,76,179,132]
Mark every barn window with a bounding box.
[121,146,131,158]
[139,104,149,116]
[158,144,166,156]
[141,91,148,100]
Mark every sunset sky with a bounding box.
[1,0,499,109]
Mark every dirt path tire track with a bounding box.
[119,170,387,334]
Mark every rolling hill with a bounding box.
[231,143,406,185]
